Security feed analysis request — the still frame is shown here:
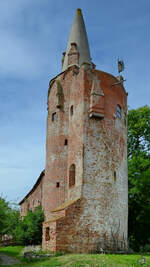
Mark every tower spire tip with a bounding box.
[76,8,82,15]
[62,8,91,71]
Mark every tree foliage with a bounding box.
[14,206,44,245]
[0,197,9,236]
[128,105,150,251]
[128,105,150,157]
[0,197,19,238]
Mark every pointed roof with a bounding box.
[62,8,91,71]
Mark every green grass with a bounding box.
[0,246,23,259]
[0,246,150,267]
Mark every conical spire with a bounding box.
[62,8,91,71]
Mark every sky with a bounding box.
[0,0,150,204]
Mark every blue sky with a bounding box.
[0,0,150,204]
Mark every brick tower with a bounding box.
[42,8,128,253]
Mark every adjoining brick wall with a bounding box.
[42,221,57,252]
[20,173,44,217]
[42,197,127,253]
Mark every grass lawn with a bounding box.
[0,246,150,267]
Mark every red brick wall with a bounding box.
[42,64,128,252]
[20,178,43,217]
[43,65,84,222]
[21,63,128,252]
[81,65,128,251]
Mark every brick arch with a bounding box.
[69,164,75,187]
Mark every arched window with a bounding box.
[117,105,121,118]
[69,164,75,187]
[52,112,56,121]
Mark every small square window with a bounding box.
[52,112,56,121]
[117,105,121,118]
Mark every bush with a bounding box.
[15,206,44,245]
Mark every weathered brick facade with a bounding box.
[20,8,128,253]
[19,170,44,217]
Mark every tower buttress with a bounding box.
[89,74,105,118]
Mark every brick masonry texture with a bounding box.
[20,63,128,253]
[20,171,44,217]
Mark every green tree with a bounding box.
[4,208,20,236]
[128,105,150,157]
[0,197,9,237]
[0,197,19,240]
[128,105,150,251]
[15,206,44,245]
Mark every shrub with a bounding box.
[15,206,44,245]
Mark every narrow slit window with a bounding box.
[52,112,56,121]
[69,164,75,187]
[117,105,121,118]
[114,171,117,182]
[27,203,30,211]
[70,105,73,116]
[64,139,68,146]
[56,182,60,188]
[124,112,127,125]
[45,227,50,241]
